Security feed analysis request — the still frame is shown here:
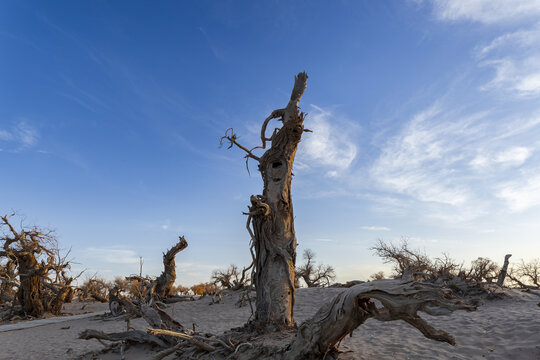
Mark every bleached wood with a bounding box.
[285,279,476,359]
[147,328,216,352]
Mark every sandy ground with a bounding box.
[0,288,539,359]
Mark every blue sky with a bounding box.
[2,0,540,285]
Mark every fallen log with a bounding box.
[284,278,476,359]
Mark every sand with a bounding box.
[0,288,539,359]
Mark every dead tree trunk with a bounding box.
[223,72,309,328]
[154,236,188,298]
[16,254,46,316]
[497,254,512,286]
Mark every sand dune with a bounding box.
[0,288,538,359]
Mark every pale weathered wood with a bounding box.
[285,279,476,359]
[147,328,216,352]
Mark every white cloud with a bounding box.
[361,226,391,231]
[430,0,540,24]
[494,147,532,165]
[470,146,532,169]
[297,105,358,175]
[496,173,540,212]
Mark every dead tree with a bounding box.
[222,72,309,328]
[497,254,512,286]
[0,214,76,317]
[154,236,188,298]
[295,249,336,288]
[371,238,433,278]
[465,257,499,283]
[508,258,540,289]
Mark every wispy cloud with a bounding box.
[496,171,540,212]
[198,27,225,61]
[476,25,540,98]
[370,104,476,206]
[0,121,39,150]
[369,101,540,218]
[426,1,540,98]
[361,226,391,231]
[429,0,540,24]
[296,105,358,177]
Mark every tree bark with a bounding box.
[154,236,188,298]
[248,72,308,328]
[17,256,45,317]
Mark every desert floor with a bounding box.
[1,288,539,359]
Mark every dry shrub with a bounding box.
[370,271,385,281]
[295,249,336,288]
[190,282,217,296]
[173,284,190,295]
[78,276,110,302]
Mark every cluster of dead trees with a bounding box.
[0,214,195,321]
[371,238,540,296]
[208,248,337,293]
[0,214,82,319]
